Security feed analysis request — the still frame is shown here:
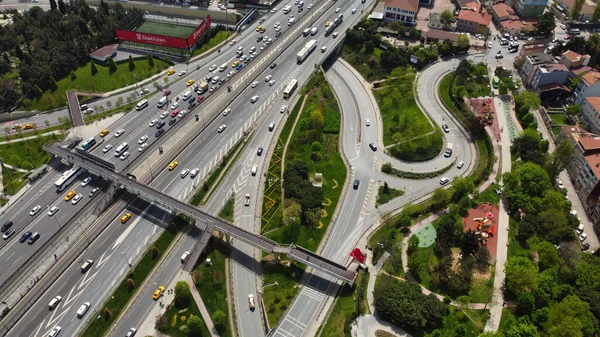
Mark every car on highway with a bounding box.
[89,187,98,197]
[270,63,277,69]
[138,143,148,152]
[64,190,76,201]
[103,144,113,153]
[251,81,259,88]
[308,3,313,9]
[180,169,190,178]
[181,251,190,263]
[280,105,287,113]
[77,302,90,318]
[257,147,263,156]
[321,46,328,53]
[265,75,272,82]
[365,119,370,126]
[332,32,339,38]
[440,177,450,185]
[495,53,503,59]
[168,161,179,171]
[232,61,240,68]
[28,232,40,244]
[160,111,169,119]
[3,228,14,240]
[256,25,263,32]
[190,168,199,178]
[153,286,165,300]
[167,69,176,76]
[487,41,493,49]
[163,89,171,96]
[157,120,166,129]
[251,95,260,103]
[48,206,59,216]
[352,8,356,13]
[248,294,255,310]
[457,161,465,169]
[442,124,450,133]
[169,118,177,126]
[212,76,220,84]
[0,221,12,233]
[186,79,195,87]
[48,296,62,310]
[222,108,232,116]
[171,102,179,110]
[209,64,217,72]
[155,129,165,138]
[48,326,61,337]
[30,205,41,216]
[369,143,377,151]
[138,135,148,144]
[81,259,93,273]
[271,7,277,12]
[257,35,263,42]
[269,80,276,86]
[99,129,109,137]
[120,151,130,160]
[178,71,187,77]
[81,176,92,187]
[197,95,204,103]
[227,70,235,78]
[171,110,179,118]
[245,194,251,206]
[126,328,137,337]
[335,7,341,12]
[121,213,131,223]
[71,193,83,205]
[217,124,227,133]
[19,231,32,243]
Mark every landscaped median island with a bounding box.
[81,214,189,337]
[155,280,211,337]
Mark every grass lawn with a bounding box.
[219,197,234,222]
[548,112,567,125]
[319,270,369,337]
[31,58,170,111]
[552,126,562,136]
[463,76,492,98]
[192,244,232,337]
[193,31,230,56]
[262,260,305,327]
[469,277,494,303]
[376,185,404,206]
[81,225,178,337]
[157,294,212,337]
[263,71,346,252]
[374,69,443,162]
[474,182,501,205]
[137,21,196,38]
[3,170,28,195]
[0,133,62,169]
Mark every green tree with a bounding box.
[504,319,540,337]
[147,54,154,68]
[457,34,470,50]
[593,5,600,22]
[566,104,582,116]
[453,176,475,197]
[460,230,479,256]
[187,315,204,334]
[515,91,541,110]
[432,187,452,206]
[544,139,573,181]
[505,256,538,296]
[212,310,227,333]
[440,10,454,24]
[308,110,324,140]
[49,76,58,91]
[571,0,585,20]
[547,295,596,337]
[108,58,117,74]
[282,200,301,227]
[536,12,556,37]
[70,70,77,81]
[174,280,191,303]
[128,55,135,71]
[90,61,98,76]
[34,84,43,97]
[530,239,560,271]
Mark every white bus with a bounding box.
[283,79,298,99]
[114,142,129,157]
[135,99,148,111]
[55,166,82,191]
[79,137,96,151]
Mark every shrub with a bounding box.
[151,246,160,259]
[104,308,112,320]
[126,278,135,291]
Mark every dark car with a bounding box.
[27,232,40,245]
[257,147,263,156]
[188,102,197,110]
[156,120,166,129]
[442,124,450,133]
[155,129,165,137]
[19,231,32,243]
[270,63,277,69]
[353,179,360,190]
[583,243,591,251]
[163,90,171,96]
[169,118,177,126]
[368,143,377,151]
[1,221,13,233]
[218,79,225,85]
[257,36,263,42]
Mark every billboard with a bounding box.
[115,30,189,49]
[187,15,211,46]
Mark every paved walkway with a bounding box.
[137,271,219,337]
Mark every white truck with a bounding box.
[444,143,453,158]
[282,5,292,13]
[196,81,208,94]
[297,39,317,63]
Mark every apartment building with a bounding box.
[383,0,419,25]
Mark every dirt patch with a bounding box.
[462,202,500,262]
[473,269,492,280]
[468,97,501,142]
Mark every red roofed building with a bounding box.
[383,0,419,25]
[574,69,600,105]
[581,97,600,135]
[561,50,591,70]
[456,4,492,35]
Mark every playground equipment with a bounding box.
[473,209,496,238]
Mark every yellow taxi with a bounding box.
[23,123,33,130]
[99,129,109,137]
[168,161,179,171]
[231,61,240,68]
[186,79,195,87]
[121,213,131,224]
[256,25,263,32]
[152,286,165,300]
[167,68,176,76]
[64,190,76,201]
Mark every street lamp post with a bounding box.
[121,251,132,269]
[77,220,90,245]
[53,215,61,230]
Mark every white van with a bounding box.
[219,63,228,72]
[303,28,310,36]
[182,90,192,101]
[283,5,291,13]
[251,165,258,176]
[135,99,148,111]
[48,296,62,310]
[310,27,318,35]
[114,142,129,157]
[181,251,190,263]
[288,17,296,25]
[157,97,168,108]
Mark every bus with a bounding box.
[80,137,96,151]
[114,142,129,157]
[493,76,499,89]
[55,166,82,191]
[283,79,298,99]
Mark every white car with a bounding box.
[265,75,273,82]
[138,135,148,144]
[274,22,280,28]
[251,95,260,103]
[170,102,179,110]
[120,151,130,160]
[126,328,137,337]
[229,39,237,46]
[149,119,158,127]
[212,76,220,84]
[77,302,90,318]
[275,26,281,32]
[30,205,41,216]
[580,233,588,241]
[271,7,277,13]
[178,71,186,76]
[227,71,235,78]
[114,129,124,138]
[180,169,190,178]
[190,168,200,178]
[160,111,169,119]
[48,326,61,337]
[48,206,59,216]
[222,108,232,116]
[365,119,370,126]
[103,144,113,153]
[321,46,327,52]
[487,41,493,49]
[280,105,287,113]
[138,143,148,152]
[308,3,313,9]
[209,64,217,72]
[178,110,186,118]
[71,194,83,205]
[81,177,92,187]
[269,80,276,86]
[332,32,339,38]
[457,161,465,169]
[209,86,216,93]
[558,180,565,189]
[335,7,341,12]
[352,8,356,14]
[217,124,227,133]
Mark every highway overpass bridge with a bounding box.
[45,143,358,284]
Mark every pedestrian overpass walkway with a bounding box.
[45,143,358,284]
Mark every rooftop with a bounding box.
[562,50,590,63]
[539,63,568,73]
[384,0,419,12]
[537,83,570,92]
[458,8,492,26]
[491,3,515,19]
[500,19,533,32]
[586,97,600,113]
[426,29,462,42]
[582,70,600,87]
[89,44,117,60]
[572,66,592,75]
